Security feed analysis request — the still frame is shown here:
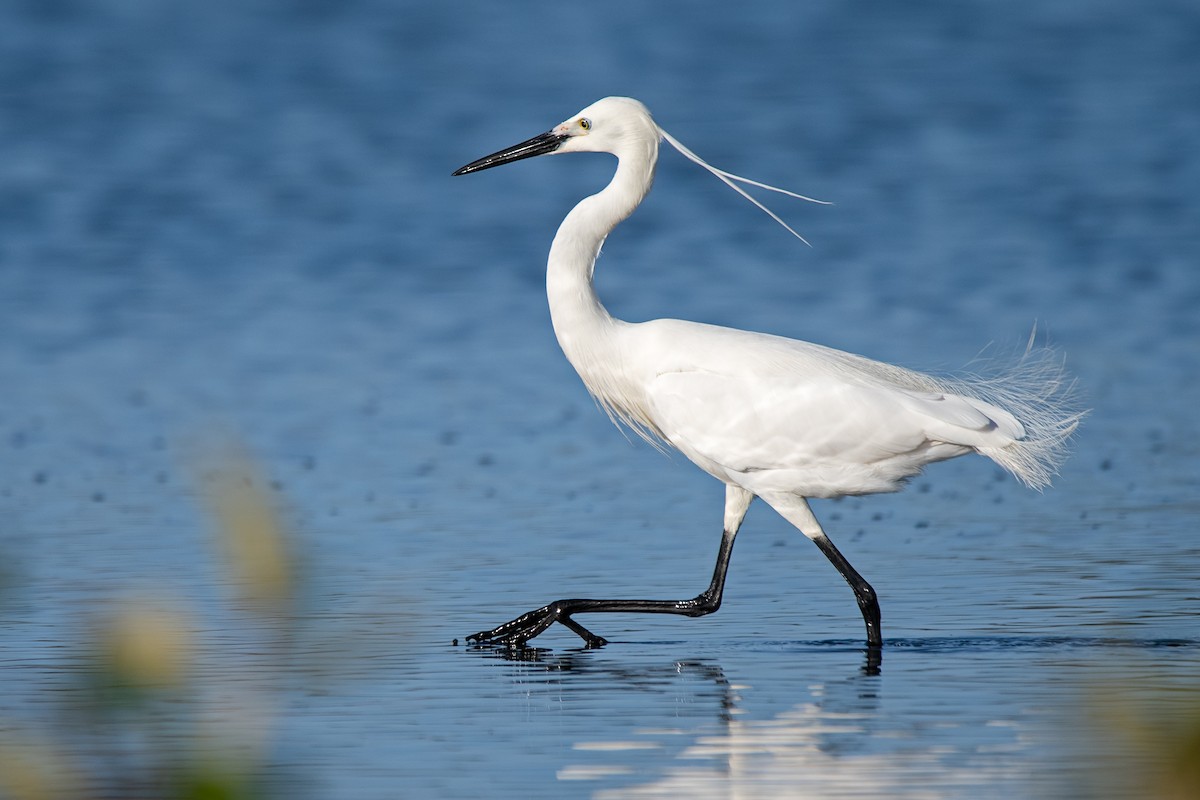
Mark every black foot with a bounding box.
[466,603,609,648]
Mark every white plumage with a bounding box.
[454,96,1082,650]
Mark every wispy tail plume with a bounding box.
[963,345,1087,490]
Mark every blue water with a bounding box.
[2,1,1198,797]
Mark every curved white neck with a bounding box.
[546,151,656,365]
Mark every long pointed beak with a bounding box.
[452,131,568,176]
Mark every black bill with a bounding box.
[452,131,568,176]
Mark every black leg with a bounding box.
[811,532,882,648]
[467,528,739,648]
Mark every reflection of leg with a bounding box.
[764,494,883,649]
[467,486,753,648]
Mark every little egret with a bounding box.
[453,97,1081,649]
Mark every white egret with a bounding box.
[453,97,1082,649]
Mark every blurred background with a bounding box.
[0,1,1197,798]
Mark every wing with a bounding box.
[645,368,1024,478]
[893,389,1026,444]
[624,319,1032,493]
[645,369,933,475]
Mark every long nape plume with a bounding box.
[658,127,830,246]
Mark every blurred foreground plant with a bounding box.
[92,601,194,703]
[203,452,296,612]
[1078,679,1200,800]
[0,733,83,800]
[0,441,304,800]
[1043,655,1200,800]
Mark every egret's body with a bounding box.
[454,97,1081,649]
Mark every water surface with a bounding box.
[1,1,1198,797]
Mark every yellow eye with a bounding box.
[579,118,592,131]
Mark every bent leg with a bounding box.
[763,494,883,648]
[467,486,754,648]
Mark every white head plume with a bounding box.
[658,127,831,246]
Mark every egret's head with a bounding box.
[453,97,825,243]
[452,96,659,176]
[550,97,658,156]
